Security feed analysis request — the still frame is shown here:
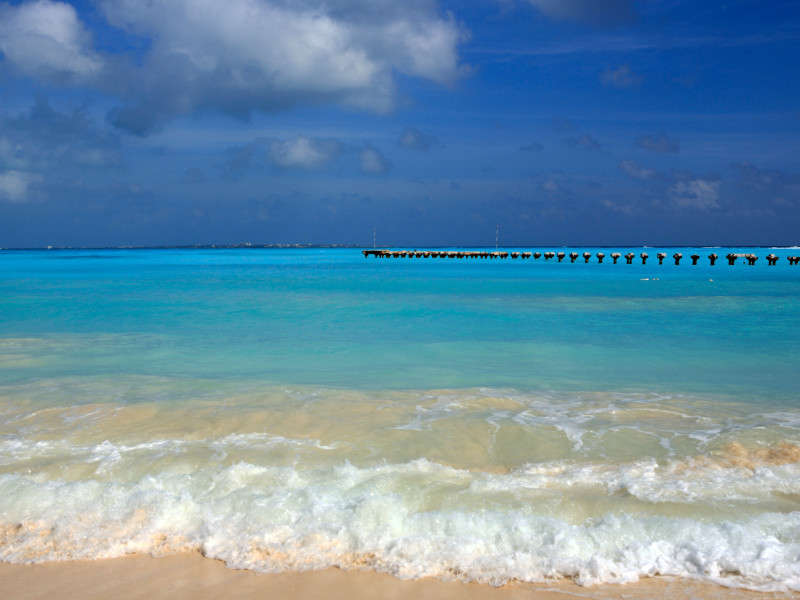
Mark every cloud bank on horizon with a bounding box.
[1,0,799,247]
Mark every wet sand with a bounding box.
[0,554,794,600]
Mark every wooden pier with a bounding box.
[362,250,799,265]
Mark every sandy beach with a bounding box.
[1,554,794,600]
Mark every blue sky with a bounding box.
[1,0,799,247]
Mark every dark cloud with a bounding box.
[525,0,636,27]
[0,98,122,202]
[636,133,681,153]
[182,168,207,184]
[731,162,800,207]
[564,133,601,151]
[552,117,578,132]
[107,105,162,138]
[614,160,724,212]
[1,98,122,168]
[222,141,265,178]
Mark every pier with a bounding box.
[362,250,799,265]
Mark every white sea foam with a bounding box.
[2,456,800,590]
[2,382,800,590]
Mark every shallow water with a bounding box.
[1,248,800,590]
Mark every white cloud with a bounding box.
[359,147,392,174]
[542,180,559,192]
[398,127,435,151]
[267,135,344,171]
[0,0,102,83]
[0,170,41,202]
[601,64,643,89]
[669,179,721,210]
[619,159,657,181]
[98,0,467,133]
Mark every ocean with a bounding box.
[1,247,799,591]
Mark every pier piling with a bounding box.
[362,249,784,268]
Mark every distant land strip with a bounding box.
[363,250,800,265]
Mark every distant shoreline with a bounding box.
[2,244,799,251]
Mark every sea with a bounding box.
[1,247,799,591]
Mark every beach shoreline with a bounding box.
[1,554,794,600]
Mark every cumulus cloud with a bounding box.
[619,159,657,181]
[636,133,680,153]
[0,0,103,83]
[732,161,800,206]
[669,178,721,210]
[359,147,393,174]
[267,135,345,171]
[96,0,468,134]
[601,64,643,89]
[564,133,601,151]
[0,170,41,202]
[398,127,435,151]
[525,0,635,27]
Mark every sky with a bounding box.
[1,0,799,248]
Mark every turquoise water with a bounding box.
[1,247,800,589]
[3,247,798,395]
